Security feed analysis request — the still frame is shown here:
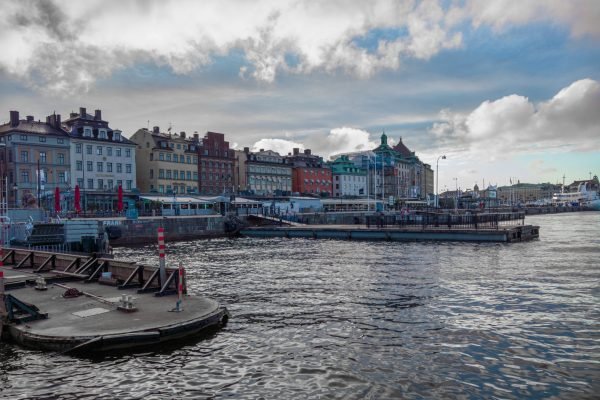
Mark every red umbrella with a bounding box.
[117,185,123,212]
[54,187,61,213]
[74,185,81,213]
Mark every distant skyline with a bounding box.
[1,0,599,190]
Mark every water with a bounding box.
[1,212,599,399]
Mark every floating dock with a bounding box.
[240,224,539,242]
[0,248,228,353]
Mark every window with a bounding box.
[117,179,122,187]
[107,163,112,172]
[126,180,132,190]
[98,179,104,189]
[57,153,65,165]
[21,170,30,183]
[159,185,164,193]
[193,156,198,163]
[20,134,27,141]
[87,179,94,189]
[87,161,93,171]
[166,154,171,161]
[126,164,131,173]
[76,160,82,171]
[180,155,184,163]
[159,153,164,161]
[108,180,113,190]
[186,171,191,180]
[77,178,83,188]
[193,172,198,180]
[125,149,131,157]
[106,147,112,156]
[99,130,107,139]
[150,169,154,178]
[86,145,92,155]
[116,148,121,157]
[76,143,82,153]
[150,153,153,161]
[114,132,121,141]
[166,170,172,179]
[97,162,103,172]
[20,151,28,162]
[39,136,46,143]
[57,138,64,144]
[116,163,122,173]
[173,171,178,180]
[39,152,47,163]
[159,169,164,178]
[84,128,92,137]
[180,170,185,180]
[177,144,181,149]
[96,146,102,155]
[186,156,191,164]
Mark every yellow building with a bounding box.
[130,127,199,194]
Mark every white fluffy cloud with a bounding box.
[251,138,304,156]
[3,0,596,94]
[430,78,600,157]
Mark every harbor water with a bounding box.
[1,212,599,399]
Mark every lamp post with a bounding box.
[453,177,458,211]
[436,155,446,208]
[13,184,18,208]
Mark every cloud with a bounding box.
[430,78,600,158]
[251,138,304,155]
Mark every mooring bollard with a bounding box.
[158,227,166,286]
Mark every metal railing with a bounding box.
[366,211,526,230]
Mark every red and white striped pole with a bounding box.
[158,227,166,285]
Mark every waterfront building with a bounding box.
[64,108,137,212]
[284,148,332,196]
[239,147,292,195]
[234,149,248,193]
[329,155,367,197]
[0,111,71,209]
[197,131,235,195]
[496,182,561,205]
[130,126,199,195]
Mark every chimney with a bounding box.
[244,147,249,153]
[180,131,186,138]
[194,133,199,140]
[152,126,160,134]
[48,114,56,127]
[46,116,52,124]
[304,149,311,155]
[79,107,86,118]
[26,115,34,122]
[293,148,299,155]
[9,111,19,127]
[55,114,61,129]
[70,112,77,118]
[259,149,264,152]
[94,109,102,120]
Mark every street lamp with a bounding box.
[13,184,18,208]
[453,177,458,211]
[436,155,446,208]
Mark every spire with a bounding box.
[381,130,387,146]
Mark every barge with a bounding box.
[0,248,228,354]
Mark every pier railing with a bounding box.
[366,211,526,230]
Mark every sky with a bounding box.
[0,0,599,191]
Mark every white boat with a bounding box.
[552,182,600,210]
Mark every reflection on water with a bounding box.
[1,212,599,399]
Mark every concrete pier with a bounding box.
[240,224,540,242]
[0,248,228,353]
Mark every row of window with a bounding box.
[201,160,232,169]
[19,170,67,183]
[248,166,291,175]
[159,141,196,152]
[335,175,366,181]
[15,135,65,144]
[76,143,131,157]
[156,169,198,181]
[302,169,329,175]
[76,178,132,190]
[82,128,122,142]
[76,161,132,173]
[154,184,196,194]
[156,153,198,163]
[201,173,232,181]
[21,151,66,164]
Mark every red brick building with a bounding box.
[285,148,332,196]
[197,131,235,195]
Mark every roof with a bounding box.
[392,138,413,157]
[0,120,69,137]
[139,195,212,204]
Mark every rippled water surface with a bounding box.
[2,212,599,399]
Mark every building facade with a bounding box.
[0,111,71,209]
[64,107,137,212]
[239,148,292,195]
[197,131,235,195]
[330,155,367,197]
[130,126,199,195]
[285,148,332,196]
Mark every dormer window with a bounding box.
[84,128,92,137]
[114,132,121,141]
[99,130,107,139]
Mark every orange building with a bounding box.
[285,148,332,196]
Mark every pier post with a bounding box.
[158,228,166,286]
